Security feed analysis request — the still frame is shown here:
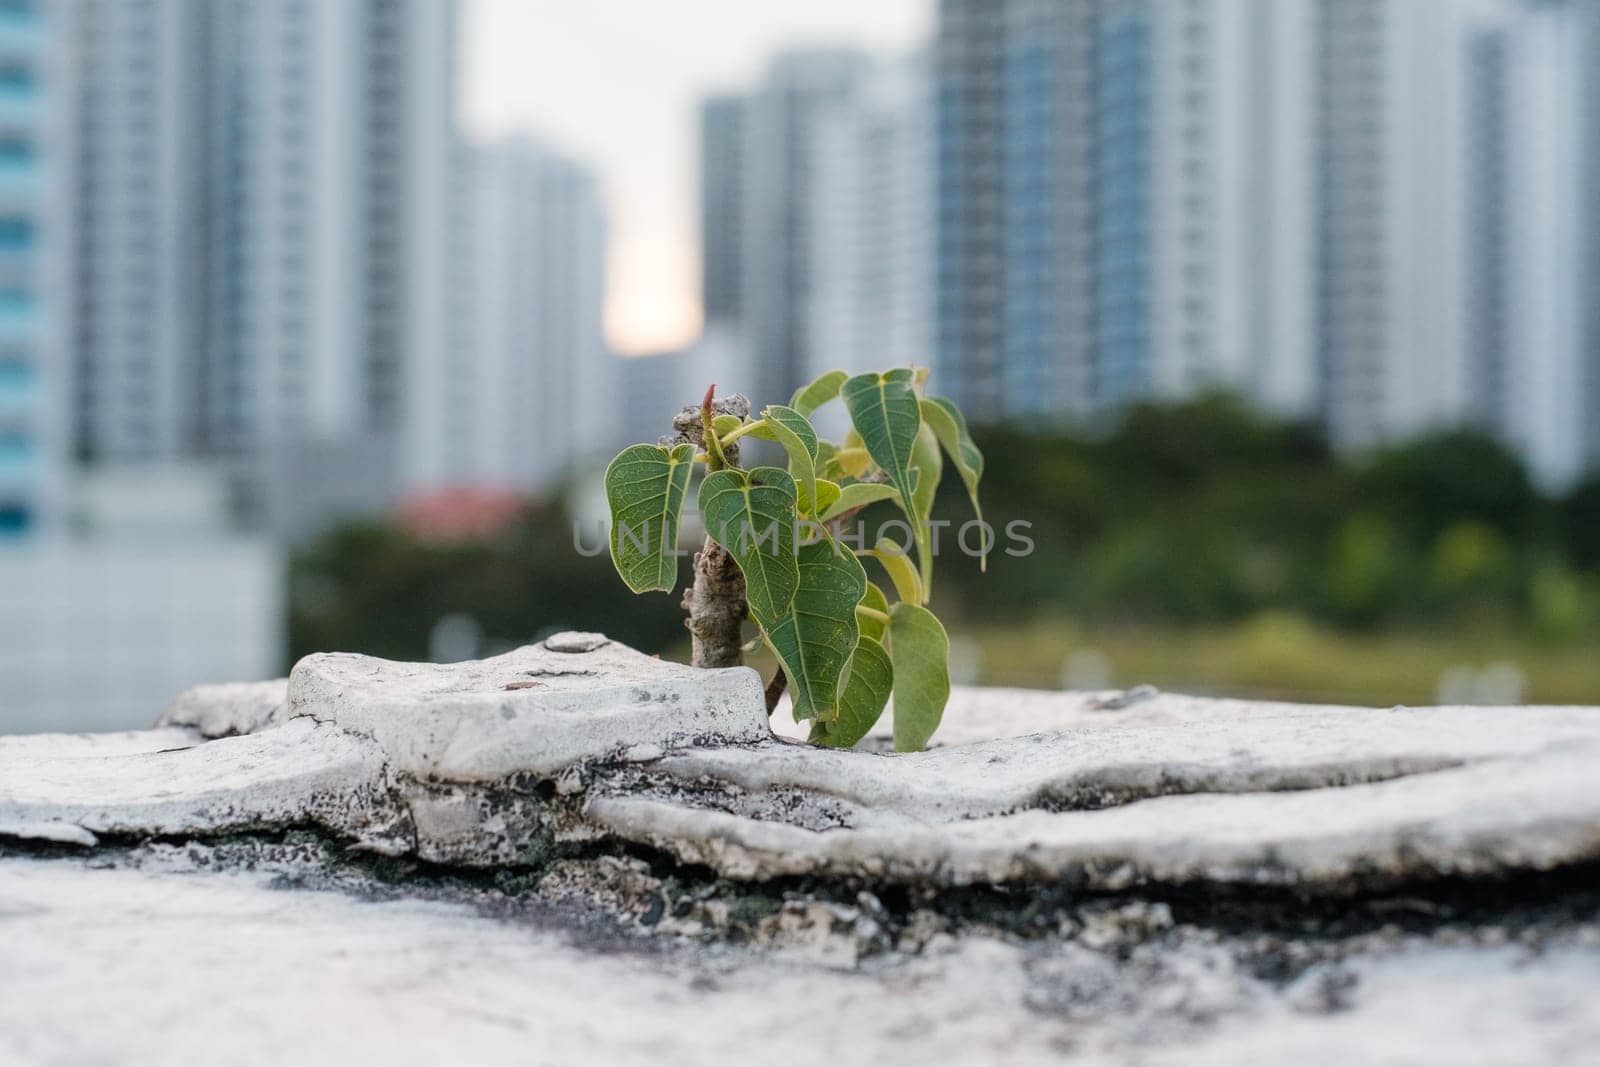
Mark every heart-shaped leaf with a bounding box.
[888,602,950,752]
[697,466,799,627]
[764,536,866,722]
[921,395,986,568]
[843,370,928,598]
[790,369,849,416]
[604,443,695,594]
[809,634,892,748]
[746,405,820,519]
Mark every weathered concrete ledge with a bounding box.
[6,633,1600,893]
[4,633,1599,1064]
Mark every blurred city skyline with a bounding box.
[461,0,930,355]
[3,0,1599,732]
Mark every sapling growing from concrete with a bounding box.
[602,368,985,750]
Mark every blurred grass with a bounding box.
[962,612,1600,706]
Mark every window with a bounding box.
[0,217,32,249]
[0,503,30,538]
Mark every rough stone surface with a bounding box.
[3,633,1599,1063]
[5,638,1600,890]
[288,635,767,779]
[0,717,392,848]
[618,693,1600,889]
[156,678,289,738]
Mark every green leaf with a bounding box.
[841,374,920,500]
[712,413,743,439]
[809,479,842,518]
[866,537,923,605]
[749,405,819,519]
[790,370,849,416]
[818,481,901,522]
[764,536,867,722]
[888,602,951,752]
[921,396,986,568]
[856,581,890,642]
[603,444,695,594]
[697,466,799,627]
[909,423,942,595]
[842,370,928,599]
[815,439,841,480]
[908,424,941,523]
[834,447,872,478]
[809,635,892,748]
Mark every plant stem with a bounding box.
[764,669,787,715]
[718,418,767,449]
[679,385,748,669]
[683,537,748,668]
[699,385,731,471]
[856,604,890,627]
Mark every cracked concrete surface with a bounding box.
[8,640,1600,891]
[3,633,1599,1064]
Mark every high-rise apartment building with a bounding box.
[704,48,869,405]
[1458,0,1594,488]
[55,0,460,529]
[934,0,1007,422]
[1311,0,1597,487]
[1584,0,1600,477]
[930,0,1596,485]
[0,0,62,539]
[445,135,608,495]
[937,0,1316,425]
[699,94,746,329]
[212,0,457,507]
[1580,0,1600,476]
[808,53,934,390]
[56,0,213,466]
[1314,0,1479,449]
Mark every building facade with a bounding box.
[449,135,608,496]
[1585,0,1600,477]
[1314,0,1481,450]
[808,53,935,395]
[56,0,213,467]
[927,0,1597,485]
[699,94,746,329]
[1313,0,1595,487]
[703,48,869,406]
[210,0,458,514]
[53,0,460,531]
[1461,0,1593,489]
[0,0,63,540]
[0,536,283,732]
[936,0,1317,426]
[934,0,1008,422]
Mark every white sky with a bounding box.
[460,0,931,356]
